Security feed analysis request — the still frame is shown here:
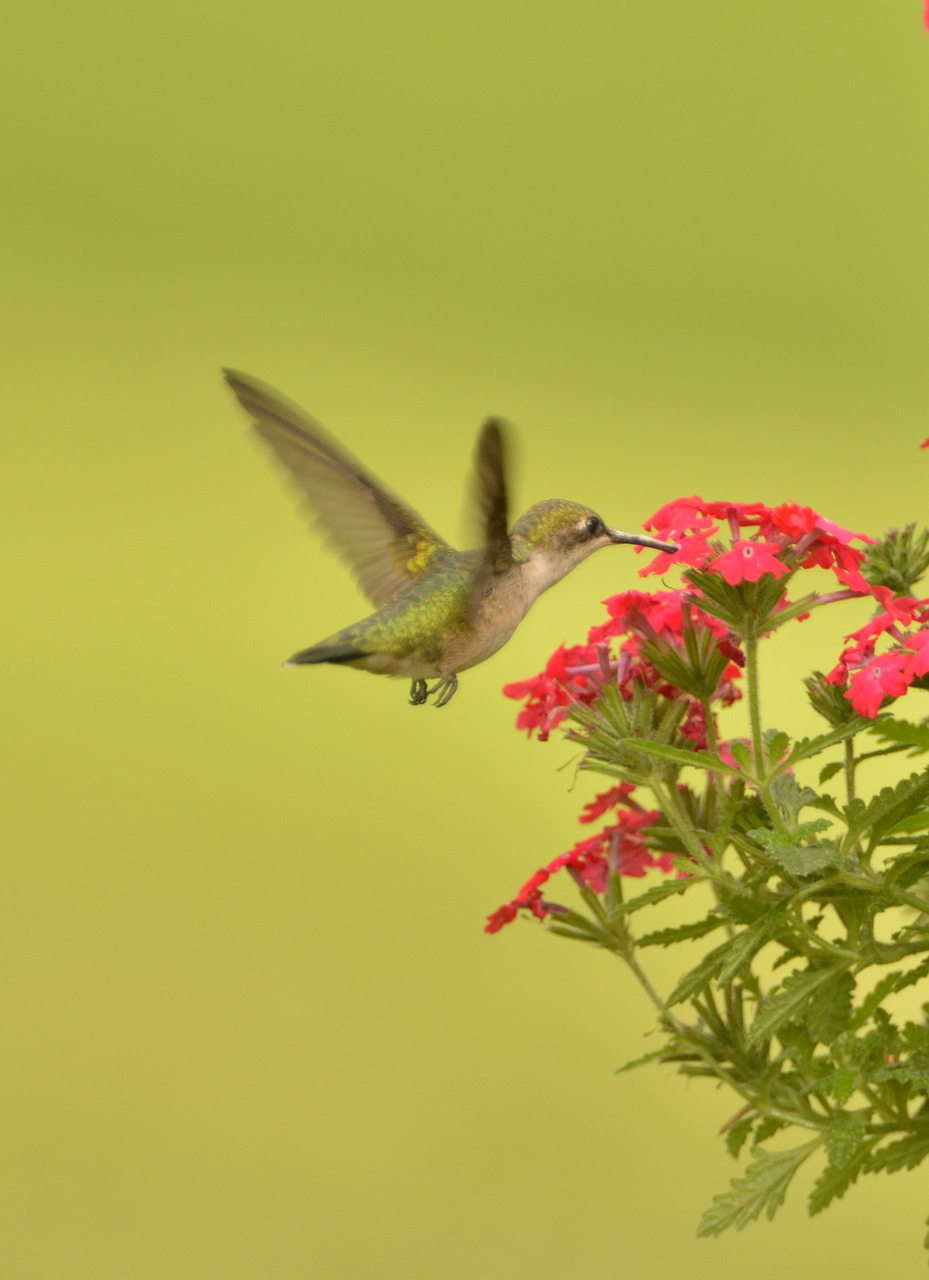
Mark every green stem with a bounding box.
[651,775,730,886]
[744,628,782,827]
[844,737,856,806]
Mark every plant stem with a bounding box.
[844,737,857,806]
[744,628,782,827]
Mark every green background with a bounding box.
[4,2,929,1275]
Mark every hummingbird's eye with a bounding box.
[584,515,601,537]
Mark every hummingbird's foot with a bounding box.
[409,679,431,705]
[427,674,459,708]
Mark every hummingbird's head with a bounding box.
[511,500,678,595]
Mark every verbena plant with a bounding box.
[490,497,929,1258]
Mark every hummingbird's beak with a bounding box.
[607,528,679,555]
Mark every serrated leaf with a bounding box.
[754,1117,785,1145]
[747,820,833,847]
[886,811,929,835]
[808,1144,870,1216]
[794,819,836,839]
[611,877,695,916]
[765,842,843,877]
[819,761,844,784]
[748,963,850,1047]
[894,956,929,994]
[831,1067,857,1104]
[787,719,868,766]
[864,1129,929,1174]
[611,737,741,775]
[806,970,855,1045]
[850,969,907,1030]
[637,915,726,948]
[770,773,817,824]
[870,1064,929,1091]
[717,904,789,985]
[808,793,844,821]
[825,1111,869,1169]
[885,849,929,890]
[844,772,929,853]
[866,717,929,755]
[724,1115,755,1159]
[666,938,737,1008]
[697,1141,820,1236]
[614,1049,669,1074]
[765,729,791,764]
[727,739,755,773]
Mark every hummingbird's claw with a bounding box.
[409,679,429,706]
[409,675,458,706]
[428,675,459,708]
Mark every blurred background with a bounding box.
[3,2,928,1276]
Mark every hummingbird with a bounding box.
[225,370,678,707]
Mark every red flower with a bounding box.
[503,643,600,739]
[905,629,929,679]
[578,783,636,824]
[702,500,773,532]
[639,530,714,576]
[710,540,790,585]
[485,799,673,933]
[845,652,912,718]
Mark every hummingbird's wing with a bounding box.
[225,370,450,607]
[467,418,515,617]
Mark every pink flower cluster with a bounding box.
[503,588,743,743]
[826,593,929,718]
[641,496,873,592]
[485,784,672,934]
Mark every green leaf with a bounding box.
[753,1117,785,1146]
[870,1064,929,1091]
[786,719,868,766]
[765,842,843,877]
[825,1111,869,1169]
[808,793,844,822]
[611,877,696,916]
[806,970,855,1045]
[748,963,851,1048]
[717,904,789,985]
[884,848,929,889]
[830,1068,858,1105]
[727,739,755,774]
[819,761,844,785]
[614,1049,669,1075]
[866,716,929,756]
[769,773,817,824]
[611,737,741,775]
[666,938,737,1008]
[547,923,604,944]
[850,969,907,1030]
[864,1129,929,1174]
[636,915,726,948]
[748,820,833,847]
[844,772,929,854]
[895,956,929,993]
[723,1115,755,1159]
[765,729,791,765]
[697,1141,820,1236]
[808,1144,870,1216]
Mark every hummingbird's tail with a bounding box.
[285,643,370,667]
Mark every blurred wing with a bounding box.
[467,418,514,617]
[225,370,449,606]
